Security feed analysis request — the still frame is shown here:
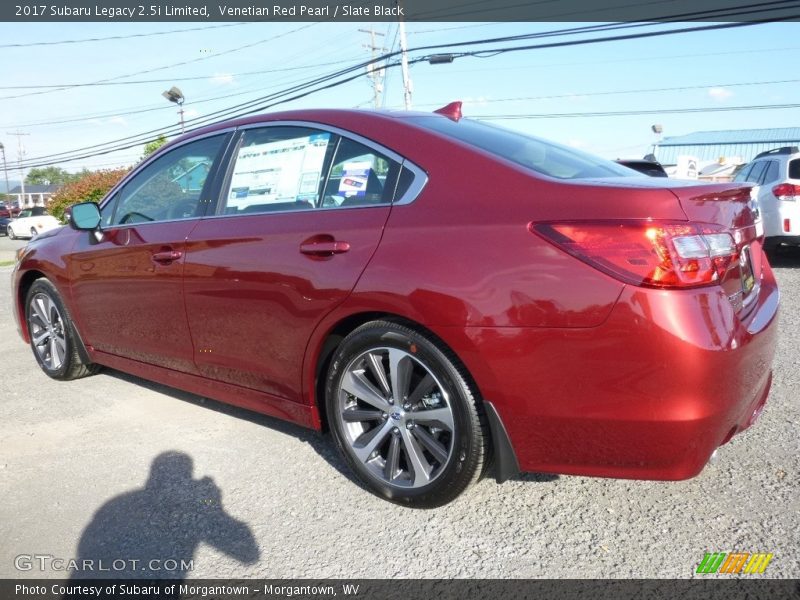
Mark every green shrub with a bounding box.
[48,168,129,222]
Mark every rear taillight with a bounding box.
[772,183,800,201]
[532,221,737,289]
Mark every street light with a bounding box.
[0,142,10,201]
[162,86,186,133]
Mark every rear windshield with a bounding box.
[411,116,640,180]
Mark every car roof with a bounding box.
[169,108,436,143]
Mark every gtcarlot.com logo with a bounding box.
[14,554,194,573]
[696,552,774,574]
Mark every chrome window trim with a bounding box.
[232,119,429,207]
[97,120,429,230]
[395,159,429,206]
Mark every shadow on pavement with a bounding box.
[104,369,560,496]
[766,245,800,269]
[68,451,259,585]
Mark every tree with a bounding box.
[142,135,168,159]
[48,168,129,222]
[25,166,75,186]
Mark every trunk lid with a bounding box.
[667,182,762,313]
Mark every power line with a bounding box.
[402,77,800,109]
[0,54,370,90]
[0,23,321,101]
[0,23,252,48]
[16,15,790,168]
[474,103,800,119]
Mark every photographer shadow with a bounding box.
[68,451,259,585]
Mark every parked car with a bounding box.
[12,103,777,507]
[0,201,21,219]
[615,158,669,177]
[733,146,800,250]
[0,216,12,235]
[6,206,61,240]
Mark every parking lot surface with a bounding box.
[1,250,798,579]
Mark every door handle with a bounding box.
[152,249,183,264]
[299,240,351,257]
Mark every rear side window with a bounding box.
[321,137,398,208]
[789,159,800,180]
[221,126,402,215]
[411,117,638,180]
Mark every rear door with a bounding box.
[182,124,404,403]
[69,133,230,372]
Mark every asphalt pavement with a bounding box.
[1,249,798,579]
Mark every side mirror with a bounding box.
[69,202,101,231]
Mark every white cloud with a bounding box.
[566,139,589,149]
[707,87,733,101]
[107,116,127,126]
[461,96,489,110]
[211,72,235,85]
[183,108,201,119]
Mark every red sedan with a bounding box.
[11,103,778,507]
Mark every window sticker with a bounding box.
[227,133,329,210]
[338,161,373,197]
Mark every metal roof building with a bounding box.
[654,128,800,165]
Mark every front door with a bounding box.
[69,133,229,373]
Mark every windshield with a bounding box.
[412,116,641,180]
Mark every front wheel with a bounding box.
[30,227,38,238]
[7,225,16,239]
[25,279,100,380]
[325,320,488,508]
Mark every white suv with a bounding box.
[734,146,800,249]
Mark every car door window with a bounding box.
[733,163,753,182]
[759,160,779,184]
[220,126,403,215]
[221,127,334,215]
[745,161,767,184]
[109,135,226,226]
[321,137,398,207]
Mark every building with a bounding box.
[655,128,800,165]
[7,184,60,208]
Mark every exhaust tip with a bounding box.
[708,449,720,465]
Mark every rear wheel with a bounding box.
[7,225,16,239]
[325,320,488,508]
[25,279,100,380]
[30,227,37,238]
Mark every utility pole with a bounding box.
[359,27,386,109]
[396,0,413,110]
[7,131,29,209]
[0,143,10,201]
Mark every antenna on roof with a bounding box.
[434,101,463,122]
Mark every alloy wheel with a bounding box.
[28,292,67,371]
[335,347,455,489]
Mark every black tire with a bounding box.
[30,227,37,238]
[7,225,16,240]
[325,320,488,508]
[25,279,100,380]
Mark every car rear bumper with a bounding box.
[432,256,779,481]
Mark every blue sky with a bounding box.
[1,20,799,176]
